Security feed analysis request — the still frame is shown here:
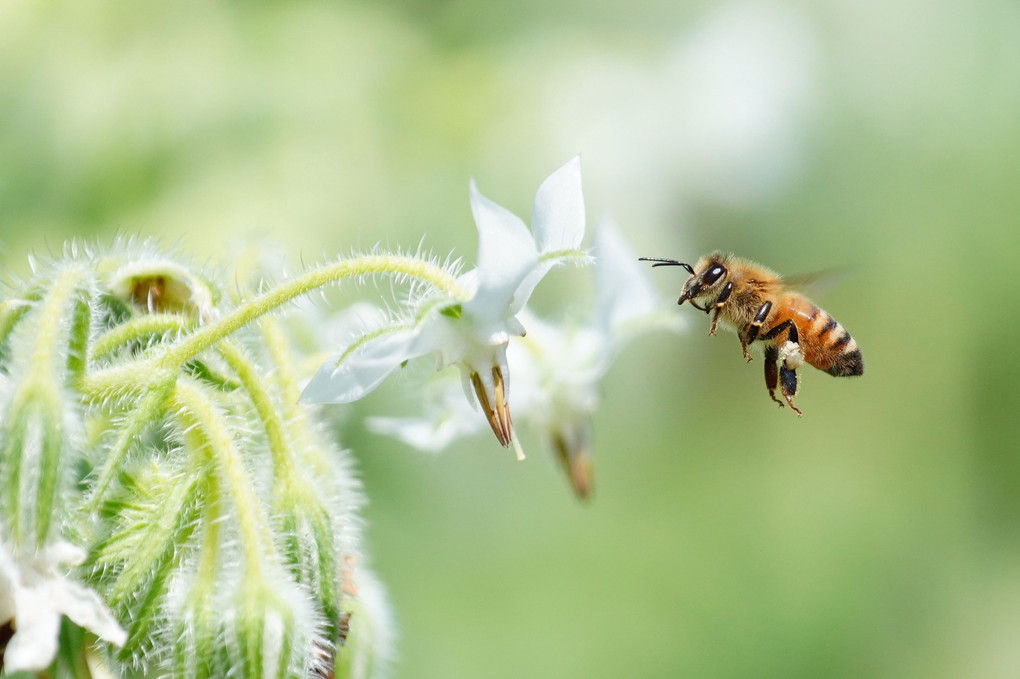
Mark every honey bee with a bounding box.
[640,252,863,415]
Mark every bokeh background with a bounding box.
[4,0,1020,677]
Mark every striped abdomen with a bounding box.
[781,294,864,377]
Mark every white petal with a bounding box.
[594,217,662,333]
[365,370,487,452]
[4,586,61,673]
[0,540,126,673]
[531,156,586,254]
[505,250,587,318]
[56,579,129,648]
[467,180,538,324]
[366,414,479,452]
[301,327,431,404]
[327,302,390,346]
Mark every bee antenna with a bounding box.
[638,257,696,276]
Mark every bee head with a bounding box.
[639,254,729,309]
[677,255,730,310]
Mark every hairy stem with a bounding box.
[216,339,297,488]
[172,379,275,576]
[159,256,468,371]
[82,255,468,402]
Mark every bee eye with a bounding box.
[702,265,726,286]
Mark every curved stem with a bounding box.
[158,256,469,372]
[256,317,339,494]
[90,314,192,362]
[216,339,296,488]
[81,255,468,402]
[172,379,275,575]
[85,382,175,510]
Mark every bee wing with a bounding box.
[783,267,857,298]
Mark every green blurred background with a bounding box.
[4,0,1020,677]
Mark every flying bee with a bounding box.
[640,252,863,415]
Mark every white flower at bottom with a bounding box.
[0,538,127,673]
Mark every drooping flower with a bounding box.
[368,218,683,496]
[0,538,126,673]
[301,157,589,456]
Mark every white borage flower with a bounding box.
[0,538,127,673]
[368,219,683,497]
[302,157,589,458]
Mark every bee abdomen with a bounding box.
[825,343,864,376]
[807,309,864,377]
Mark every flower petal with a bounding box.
[0,540,126,673]
[594,217,661,332]
[531,156,585,255]
[301,326,430,404]
[467,180,538,325]
[57,579,129,647]
[505,158,590,316]
[366,413,479,452]
[4,585,61,673]
[507,252,589,319]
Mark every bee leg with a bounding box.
[779,365,803,416]
[764,345,784,408]
[763,321,804,416]
[708,282,733,336]
[740,301,773,361]
[762,320,797,345]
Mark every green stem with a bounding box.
[258,316,303,406]
[159,255,468,371]
[5,267,83,545]
[176,450,222,679]
[216,340,296,488]
[29,267,83,380]
[256,317,339,503]
[82,255,468,401]
[172,380,275,576]
[56,619,95,679]
[90,314,191,362]
[0,298,31,349]
[85,382,176,510]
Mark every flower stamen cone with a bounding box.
[553,425,594,499]
[469,366,520,457]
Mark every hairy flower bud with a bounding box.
[0,242,395,677]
